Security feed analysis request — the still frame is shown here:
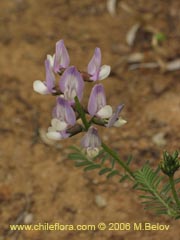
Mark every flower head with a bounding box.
[53,39,70,73]
[87,48,111,81]
[59,66,84,104]
[160,151,180,177]
[47,97,76,140]
[106,104,127,127]
[33,58,55,95]
[88,84,112,118]
[81,126,101,158]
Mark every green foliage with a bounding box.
[68,146,180,218]
[133,164,180,218]
[68,146,132,182]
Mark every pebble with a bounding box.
[95,195,107,208]
[152,132,167,147]
[24,213,34,224]
[92,179,99,184]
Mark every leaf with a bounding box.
[133,182,139,189]
[107,170,119,179]
[126,155,133,166]
[155,209,167,215]
[84,164,101,171]
[100,152,109,165]
[139,195,157,200]
[133,164,177,216]
[68,145,81,151]
[161,178,180,195]
[111,158,115,169]
[68,153,88,161]
[75,161,91,167]
[99,168,112,175]
[119,174,130,183]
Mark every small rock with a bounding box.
[24,213,33,224]
[92,179,99,184]
[152,132,167,147]
[95,195,107,208]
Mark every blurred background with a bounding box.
[0,0,180,239]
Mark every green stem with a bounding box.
[74,96,89,130]
[101,142,134,179]
[169,175,180,208]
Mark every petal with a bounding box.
[51,118,68,131]
[59,66,84,102]
[81,126,101,148]
[99,65,111,80]
[54,97,76,126]
[96,105,113,118]
[53,39,70,73]
[47,129,70,140]
[106,104,124,127]
[46,131,64,140]
[88,84,106,116]
[57,97,76,125]
[113,117,127,127]
[64,102,76,125]
[47,54,55,68]
[87,147,99,158]
[33,80,49,94]
[88,48,101,80]
[48,126,55,132]
[45,59,55,92]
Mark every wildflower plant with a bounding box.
[34,39,180,219]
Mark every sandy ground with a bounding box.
[0,0,180,239]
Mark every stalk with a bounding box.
[101,142,134,179]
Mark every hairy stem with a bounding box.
[101,142,134,179]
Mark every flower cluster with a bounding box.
[33,39,127,157]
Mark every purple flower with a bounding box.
[53,97,76,125]
[33,59,55,95]
[106,104,127,128]
[47,97,76,140]
[87,48,111,81]
[88,84,112,118]
[53,39,70,73]
[59,66,84,103]
[81,126,101,157]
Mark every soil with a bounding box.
[0,0,180,239]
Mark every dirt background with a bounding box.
[0,0,180,239]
